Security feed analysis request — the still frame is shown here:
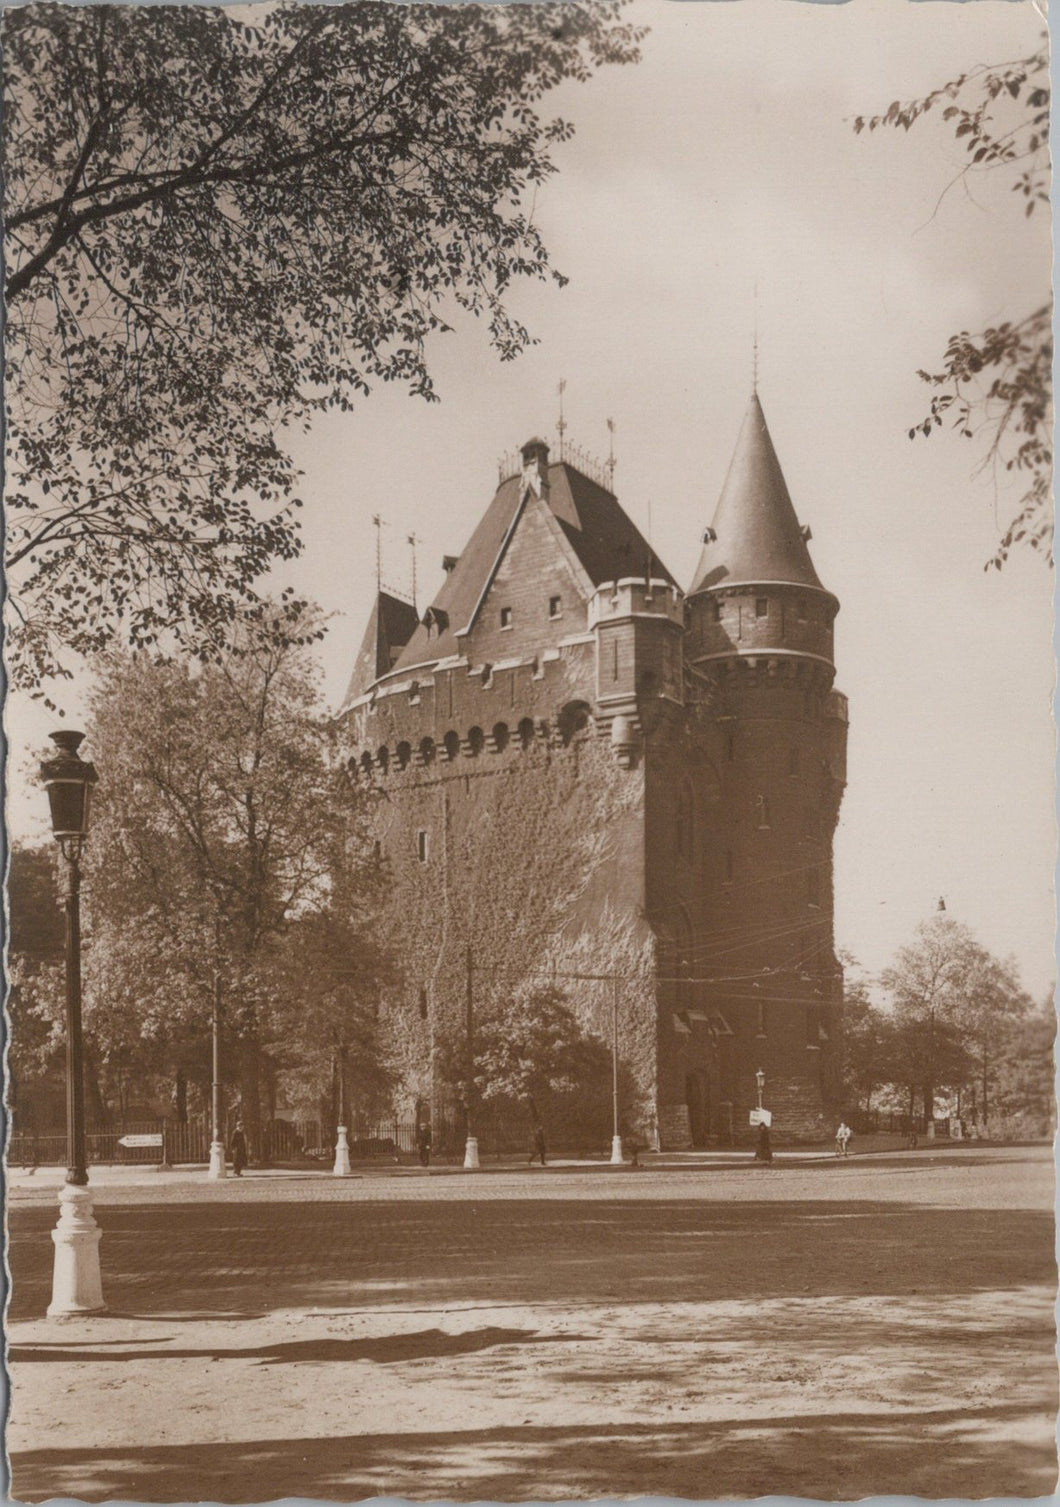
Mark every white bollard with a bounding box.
[208,1140,228,1179]
[463,1136,480,1170]
[48,1184,105,1318]
[333,1124,352,1176]
[610,1135,625,1165]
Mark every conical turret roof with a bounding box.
[690,392,823,594]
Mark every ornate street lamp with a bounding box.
[755,1068,766,1111]
[39,730,105,1316]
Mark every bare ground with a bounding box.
[5,1146,1057,1502]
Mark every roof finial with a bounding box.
[752,279,759,393]
[557,378,567,459]
[606,417,616,489]
[407,532,420,612]
[372,513,384,591]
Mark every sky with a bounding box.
[6,0,1055,998]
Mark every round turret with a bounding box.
[686,393,837,678]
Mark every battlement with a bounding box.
[340,636,613,775]
[589,578,684,630]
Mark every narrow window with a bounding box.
[755,597,768,619]
[418,987,428,1021]
[612,636,619,682]
[417,830,429,864]
[549,595,562,619]
[500,606,513,629]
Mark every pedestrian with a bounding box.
[230,1120,248,1177]
[835,1121,847,1156]
[417,1121,432,1168]
[529,1123,546,1166]
[754,1121,772,1164]
[840,1123,853,1157]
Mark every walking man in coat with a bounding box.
[230,1120,248,1177]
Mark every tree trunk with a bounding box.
[174,1068,188,1125]
[923,1081,934,1132]
[238,1036,263,1161]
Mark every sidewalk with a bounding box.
[6,1136,943,1190]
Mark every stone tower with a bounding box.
[683,391,848,1140]
[338,407,846,1148]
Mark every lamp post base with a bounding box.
[48,1184,105,1318]
[610,1135,625,1165]
[333,1125,352,1176]
[463,1136,480,1170]
[208,1140,228,1179]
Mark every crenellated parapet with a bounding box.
[590,576,685,736]
[588,577,684,631]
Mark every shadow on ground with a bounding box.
[9,1325,588,1366]
[10,1404,1057,1503]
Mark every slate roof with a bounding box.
[341,589,420,707]
[382,461,674,676]
[689,392,824,595]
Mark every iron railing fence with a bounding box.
[7,1111,615,1167]
[849,1110,954,1137]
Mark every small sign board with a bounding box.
[749,1108,772,1128]
[118,1133,163,1148]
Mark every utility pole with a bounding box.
[610,974,623,1164]
[208,950,227,1180]
[463,943,480,1170]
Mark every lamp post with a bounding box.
[610,975,623,1164]
[40,730,105,1317]
[463,943,480,1170]
[755,1068,765,1111]
[208,950,227,1179]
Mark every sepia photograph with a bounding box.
[3,0,1056,1501]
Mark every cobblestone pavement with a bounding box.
[6,1147,1057,1502]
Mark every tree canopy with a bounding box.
[857,37,1051,567]
[55,610,392,1142]
[2,1,642,690]
[842,915,1042,1135]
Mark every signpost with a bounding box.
[118,1134,164,1148]
[748,1108,772,1128]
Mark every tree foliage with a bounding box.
[857,38,1052,567]
[5,844,67,1111]
[2,1,643,689]
[67,609,392,1142]
[845,915,1041,1134]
